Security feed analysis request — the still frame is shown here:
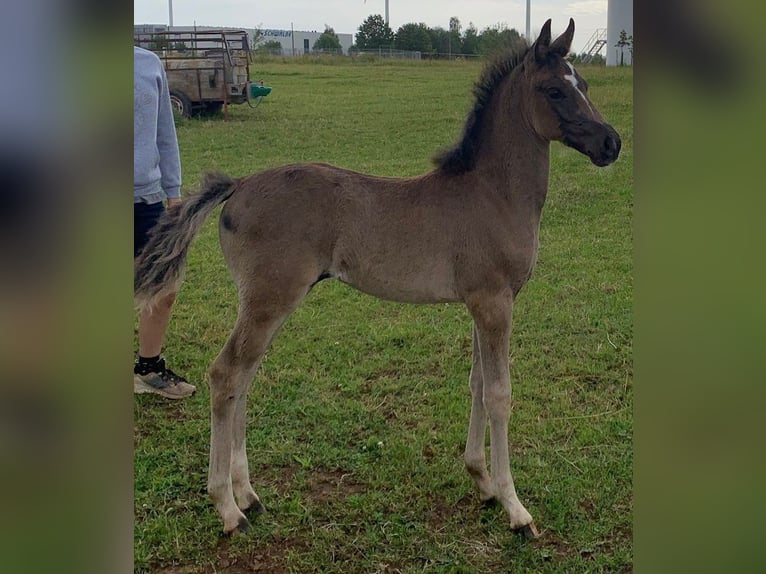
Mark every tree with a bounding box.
[462,22,480,55]
[356,14,394,49]
[477,24,522,56]
[449,16,462,56]
[256,40,283,55]
[149,36,170,51]
[249,27,263,52]
[313,25,342,53]
[427,26,450,55]
[615,29,633,66]
[571,52,605,65]
[395,23,433,53]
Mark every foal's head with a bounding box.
[522,19,621,167]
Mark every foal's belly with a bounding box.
[336,264,461,305]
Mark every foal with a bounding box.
[135,19,621,537]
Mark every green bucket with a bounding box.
[249,84,272,98]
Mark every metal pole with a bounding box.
[526,0,530,41]
[291,23,295,57]
[168,0,174,28]
[385,0,389,26]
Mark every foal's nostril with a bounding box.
[603,133,621,158]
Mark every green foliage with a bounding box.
[148,37,169,51]
[615,30,634,66]
[478,24,523,56]
[256,40,282,55]
[356,14,394,49]
[135,59,633,573]
[313,26,342,53]
[395,22,433,53]
[462,23,480,55]
[427,26,450,54]
[448,17,463,55]
[571,52,606,66]
[388,20,522,56]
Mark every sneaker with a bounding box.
[133,358,196,399]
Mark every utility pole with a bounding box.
[385,0,389,26]
[168,0,174,28]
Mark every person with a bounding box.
[133,46,195,399]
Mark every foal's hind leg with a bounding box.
[231,377,265,515]
[464,324,494,502]
[467,291,537,537]
[207,287,304,535]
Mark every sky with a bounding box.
[134,1,609,54]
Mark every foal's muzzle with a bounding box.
[563,121,622,167]
[593,124,621,167]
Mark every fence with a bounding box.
[250,46,483,61]
[353,48,422,60]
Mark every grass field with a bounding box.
[134,56,633,573]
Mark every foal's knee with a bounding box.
[483,387,511,419]
[464,451,486,474]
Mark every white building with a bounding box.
[257,28,354,56]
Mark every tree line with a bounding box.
[253,15,526,57]
[353,15,524,56]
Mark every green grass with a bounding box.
[135,58,633,573]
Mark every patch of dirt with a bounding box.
[532,529,576,560]
[426,493,476,529]
[578,497,597,518]
[208,532,308,574]
[261,463,299,495]
[305,468,365,503]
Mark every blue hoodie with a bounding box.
[134,46,181,203]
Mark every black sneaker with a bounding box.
[133,358,196,399]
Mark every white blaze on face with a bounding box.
[564,62,595,116]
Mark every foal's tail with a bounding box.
[134,172,238,310]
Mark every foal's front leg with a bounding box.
[468,292,538,537]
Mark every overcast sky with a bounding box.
[134,1,608,53]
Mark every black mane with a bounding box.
[433,42,530,176]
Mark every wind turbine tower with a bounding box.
[365,0,390,25]
[526,0,530,40]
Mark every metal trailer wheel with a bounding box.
[169,90,192,119]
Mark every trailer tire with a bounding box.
[169,90,192,119]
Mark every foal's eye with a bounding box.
[547,88,565,100]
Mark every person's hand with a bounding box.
[167,197,182,208]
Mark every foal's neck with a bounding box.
[482,80,550,216]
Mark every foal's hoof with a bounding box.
[223,515,252,537]
[515,521,540,540]
[244,499,266,516]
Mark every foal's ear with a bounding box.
[550,18,575,56]
[533,19,553,63]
